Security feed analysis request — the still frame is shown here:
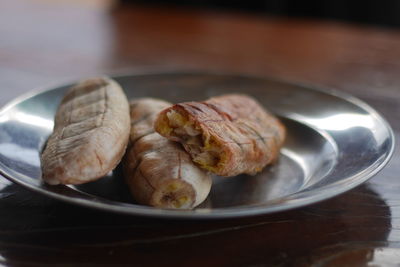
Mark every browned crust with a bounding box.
[155,94,286,176]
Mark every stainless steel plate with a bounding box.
[0,73,394,219]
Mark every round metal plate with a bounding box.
[0,73,395,218]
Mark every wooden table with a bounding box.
[1,1,399,265]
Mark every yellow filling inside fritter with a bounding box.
[162,110,225,172]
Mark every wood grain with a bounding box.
[0,0,399,265]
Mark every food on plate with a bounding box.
[40,76,282,210]
[123,98,212,209]
[41,77,130,185]
[155,94,285,176]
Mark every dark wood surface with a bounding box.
[0,1,399,266]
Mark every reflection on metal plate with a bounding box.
[0,73,394,219]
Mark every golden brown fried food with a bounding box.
[123,98,211,209]
[41,77,130,185]
[155,94,285,176]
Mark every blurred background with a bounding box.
[130,0,400,27]
[1,0,400,106]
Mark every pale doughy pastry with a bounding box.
[41,77,130,185]
[123,98,211,209]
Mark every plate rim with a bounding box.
[0,71,395,219]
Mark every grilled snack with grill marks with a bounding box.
[155,94,285,176]
[41,77,130,185]
[123,98,211,209]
